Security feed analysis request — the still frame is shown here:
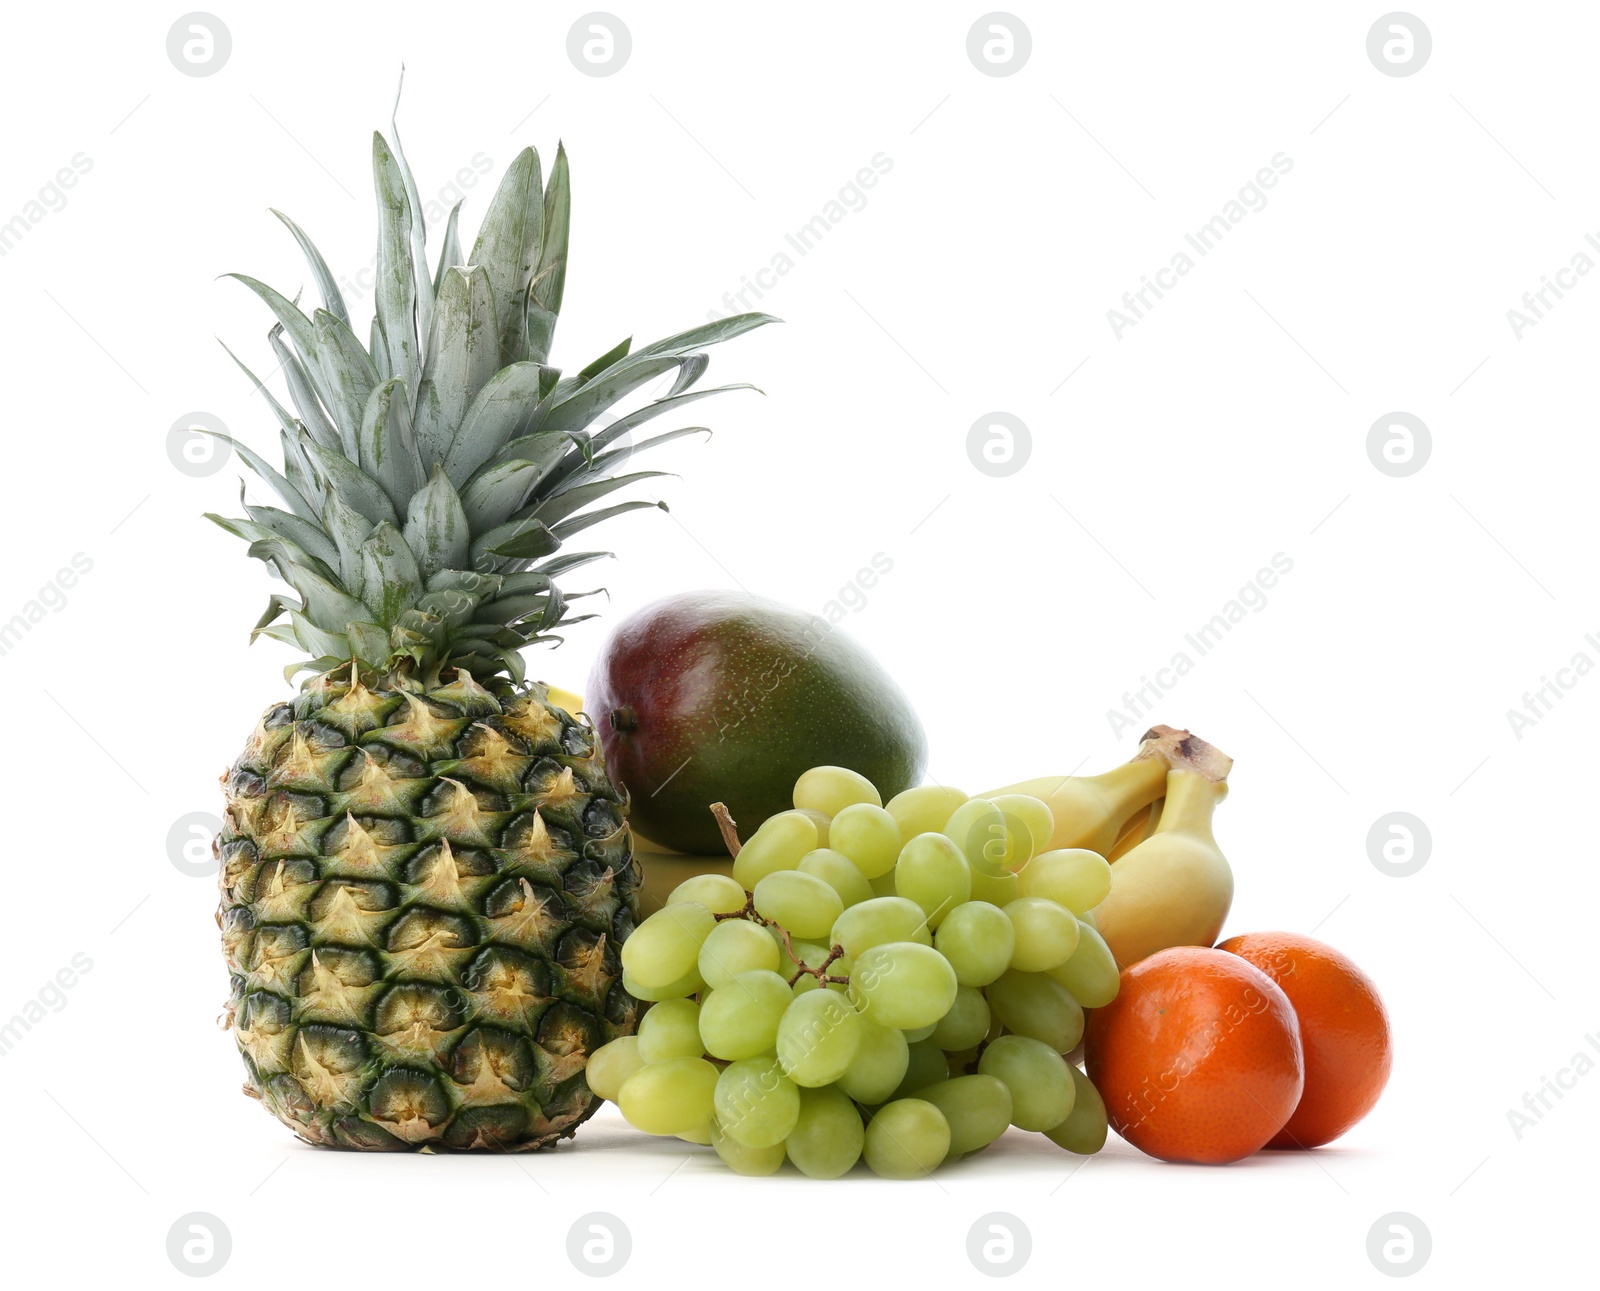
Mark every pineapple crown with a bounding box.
[208,90,775,687]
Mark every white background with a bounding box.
[0,1,1591,1284]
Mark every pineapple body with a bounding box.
[206,94,771,1148]
[219,670,640,1150]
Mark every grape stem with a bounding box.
[713,889,850,987]
[709,802,742,857]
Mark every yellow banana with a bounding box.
[982,725,1219,855]
[1093,765,1232,968]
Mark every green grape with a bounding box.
[794,808,832,846]
[622,963,704,1002]
[711,1118,786,1175]
[794,765,882,816]
[989,794,1053,859]
[677,1123,713,1145]
[910,1074,1013,1157]
[977,1035,1075,1131]
[929,985,991,1051]
[798,848,873,908]
[828,803,903,879]
[585,1036,646,1101]
[934,901,1014,987]
[838,1016,910,1104]
[714,1056,801,1148]
[618,1056,719,1136]
[698,917,780,991]
[830,896,932,957]
[850,941,958,1030]
[891,1038,950,1102]
[968,867,1020,907]
[943,798,1029,890]
[753,870,844,940]
[785,1085,864,1179]
[636,997,704,1061]
[668,872,749,915]
[776,990,862,1086]
[1003,896,1080,972]
[886,784,968,841]
[901,1022,936,1043]
[732,811,818,889]
[1046,922,1120,1008]
[1044,1066,1109,1154]
[697,969,793,1060]
[868,871,898,898]
[894,833,971,927]
[864,1099,950,1178]
[1017,848,1111,914]
[986,969,1085,1052]
[1077,906,1098,931]
[620,901,716,990]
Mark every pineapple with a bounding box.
[209,105,774,1151]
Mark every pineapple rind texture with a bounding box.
[219,669,641,1151]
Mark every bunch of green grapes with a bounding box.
[588,768,1118,1179]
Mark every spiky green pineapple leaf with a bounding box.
[669,353,709,396]
[357,520,423,626]
[459,458,551,532]
[206,513,334,583]
[476,430,568,481]
[314,309,380,455]
[275,556,372,631]
[551,498,666,541]
[280,428,326,515]
[271,209,349,326]
[440,361,552,487]
[372,133,420,399]
[286,610,350,659]
[241,495,342,571]
[556,426,710,493]
[267,324,341,452]
[528,142,570,364]
[219,339,299,440]
[226,276,345,440]
[416,265,498,471]
[634,312,780,358]
[200,430,316,523]
[529,470,669,528]
[432,199,465,297]
[576,336,631,385]
[359,377,425,509]
[321,487,373,592]
[536,354,688,441]
[471,146,542,364]
[472,517,559,567]
[301,437,398,527]
[403,466,470,579]
[388,80,434,360]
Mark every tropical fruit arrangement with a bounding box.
[204,102,1391,1169]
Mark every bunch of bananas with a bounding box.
[983,724,1233,969]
